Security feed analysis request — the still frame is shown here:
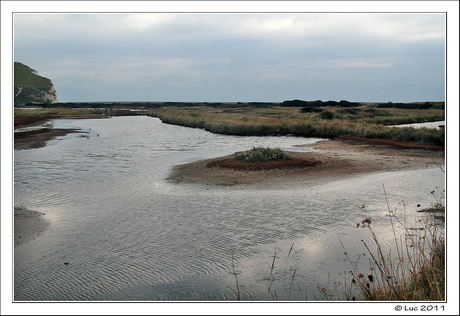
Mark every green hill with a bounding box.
[14,62,57,106]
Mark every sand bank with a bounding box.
[14,206,50,247]
[167,139,445,188]
[14,128,83,150]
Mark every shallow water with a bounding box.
[388,120,445,129]
[14,116,445,301]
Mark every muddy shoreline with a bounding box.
[14,128,83,150]
[14,206,50,247]
[167,138,445,188]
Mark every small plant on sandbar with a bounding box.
[234,147,291,164]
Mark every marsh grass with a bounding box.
[16,104,445,146]
[234,147,290,164]
[14,107,110,127]
[148,105,444,146]
[14,107,147,127]
[14,107,106,119]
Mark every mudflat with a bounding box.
[14,206,50,247]
[14,128,83,150]
[167,138,445,188]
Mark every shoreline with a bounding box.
[167,138,445,188]
[14,128,84,150]
[14,206,50,247]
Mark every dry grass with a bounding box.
[332,186,445,301]
[147,105,445,146]
[14,107,107,126]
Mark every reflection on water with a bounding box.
[14,116,445,301]
[388,120,445,129]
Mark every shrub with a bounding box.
[318,111,335,120]
[234,147,290,163]
[300,107,322,113]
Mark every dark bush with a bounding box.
[300,107,323,113]
[234,147,290,163]
[318,110,335,120]
[282,99,310,107]
[376,102,444,110]
[336,108,359,115]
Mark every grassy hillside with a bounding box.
[14,62,57,105]
[14,62,54,90]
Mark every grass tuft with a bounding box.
[234,147,291,164]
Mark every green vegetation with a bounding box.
[14,62,54,90]
[317,110,335,120]
[14,62,57,105]
[234,147,290,163]
[376,101,444,110]
[284,99,444,110]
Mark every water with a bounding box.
[388,120,445,129]
[14,116,445,301]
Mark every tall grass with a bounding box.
[148,106,445,146]
[348,221,444,300]
[323,186,445,301]
[14,107,108,126]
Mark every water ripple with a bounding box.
[14,116,445,301]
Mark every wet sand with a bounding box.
[14,206,50,247]
[167,138,445,188]
[14,128,83,150]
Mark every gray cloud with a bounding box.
[13,13,445,102]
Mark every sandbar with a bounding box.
[14,206,50,247]
[167,138,445,188]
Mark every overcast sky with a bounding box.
[13,12,446,103]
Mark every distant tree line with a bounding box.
[376,101,444,110]
[28,101,280,109]
[23,99,444,110]
[282,99,360,108]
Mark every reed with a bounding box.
[148,105,445,146]
[14,107,108,126]
[336,186,445,301]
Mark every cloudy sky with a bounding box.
[13,11,446,103]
